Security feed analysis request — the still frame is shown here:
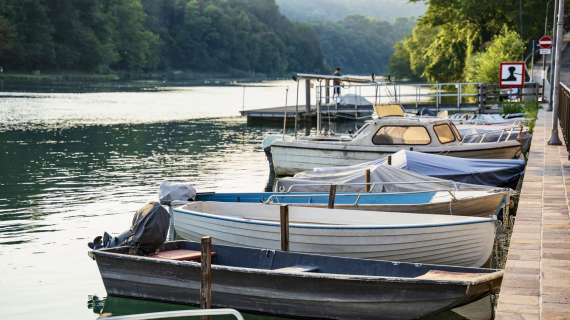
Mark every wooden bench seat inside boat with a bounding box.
[150,249,216,261]
[415,270,499,282]
[273,266,319,273]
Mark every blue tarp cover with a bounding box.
[392,151,525,188]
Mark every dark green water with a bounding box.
[0,81,492,320]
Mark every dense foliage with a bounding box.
[390,0,552,82]
[313,16,415,74]
[464,29,526,83]
[275,0,425,22]
[0,0,325,75]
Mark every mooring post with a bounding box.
[387,155,392,166]
[280,205,289,251]
[365,169,371,192]
[200,236,213,319]
[328,185,337,209]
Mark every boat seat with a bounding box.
[273,265,319,273]
[151,249,216,261]
[415,270,497,282]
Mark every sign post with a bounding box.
[539,35,553,55]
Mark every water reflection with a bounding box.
[0,118,275,246]
[87,295,491,320]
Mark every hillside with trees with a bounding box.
[276,0,425,22]
[0,0,417,77]
[0,0,324,75]
[314,16,415,74]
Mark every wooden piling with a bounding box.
[328,185,337,209]
[200,236,213,319]
[365,169,371,192]
[280,205,289,251]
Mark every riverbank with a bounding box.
[0,69,281,83]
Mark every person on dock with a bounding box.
[333,67,342,98]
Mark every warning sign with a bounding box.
[499,62,526,88]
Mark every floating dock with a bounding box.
[495,108,570,319]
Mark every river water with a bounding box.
[0,80,491,319]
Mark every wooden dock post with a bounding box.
[328,185,337,209]
[280,205,289,251]
[200,236,213,319]
[365,169,371,192]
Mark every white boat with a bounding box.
[263,117,522,176]
[173,201,497,267]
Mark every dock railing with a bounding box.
[558,82,570,155]
[314,81,540,114]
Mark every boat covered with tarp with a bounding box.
[91,240,503,320]
[275,150,524,190]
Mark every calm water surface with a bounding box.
[0,80,491,320]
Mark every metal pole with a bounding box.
[548,0,564,145]
[530,40,535,82]
[548,0,559,111]
[294,81,299,139]
[282,87,288,138]
[316,81,321,134]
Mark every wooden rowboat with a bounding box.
[173,202,497,267]
[92,240,503,320]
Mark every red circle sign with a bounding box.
[539,35,553,49]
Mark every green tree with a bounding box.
[394,0,551,82]
[464,28,525,83]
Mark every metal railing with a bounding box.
[559,82,570,154]
[314,81,540,113]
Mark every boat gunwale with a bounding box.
[195,190,509,207]
[91,244,503,286]
[173,204,498,229]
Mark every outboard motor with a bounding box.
[88,201,170,255]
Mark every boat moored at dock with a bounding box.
[173,201,497,267]
[92,240,503,320]
[263,116,522,176]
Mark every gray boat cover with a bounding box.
[391,150,525,188]
[274,150,523,192]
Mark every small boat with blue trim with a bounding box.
[91,240,503,320]
[173,202,497,267]
[193,188,507,217]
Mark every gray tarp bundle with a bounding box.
[274,150,523,192]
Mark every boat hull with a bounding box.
[269,143,522,176]
[93,241,503,320]
[173,205,496,267]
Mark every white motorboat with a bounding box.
[263,117,522,176]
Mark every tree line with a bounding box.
[0,0,324,75]
[0,0,414,77]
[389,0,554,83]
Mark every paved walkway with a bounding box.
[496,109,570,320]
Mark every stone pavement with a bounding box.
[495,109,570,320]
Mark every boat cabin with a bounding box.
[348,117,464,147]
